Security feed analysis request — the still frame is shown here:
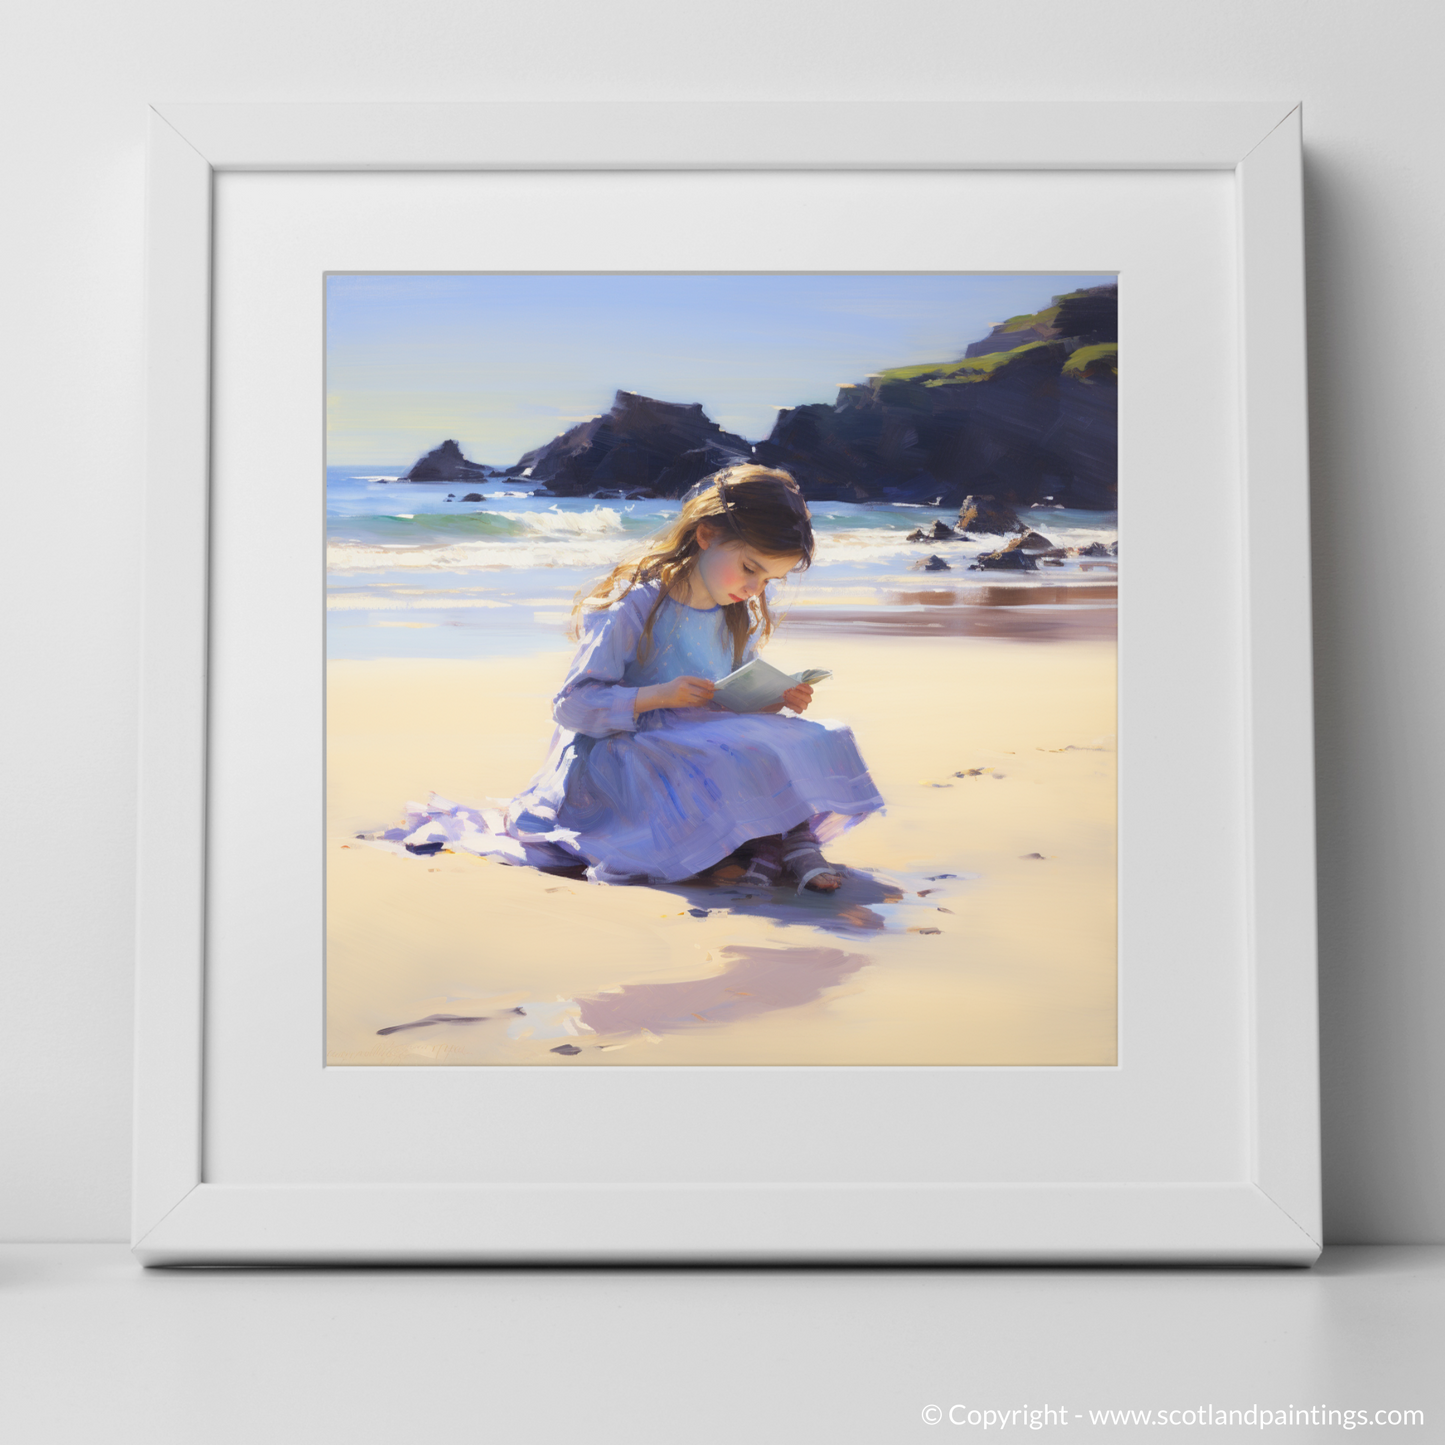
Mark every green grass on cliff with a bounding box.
[872,290,1114,391]
[1062,342,1118,380]
[876,340,1054,387]
[999,303,1062,333]
[998,287,1108,335]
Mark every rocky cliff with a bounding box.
[506,391,753,498]
[400,439,491,483]
[400,284,1117,507]
[752,284,1117,508]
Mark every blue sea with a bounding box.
[326,466,1118,660]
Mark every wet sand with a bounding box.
[326,606,1117,1067]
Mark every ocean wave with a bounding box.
[327,538,644,573]
[500,506,641,537]
[327,592,510,610]
[327,507,1116,574]
[812,529,933,566]
[329,504,646,547]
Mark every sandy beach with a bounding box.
[326,615,1116,1067]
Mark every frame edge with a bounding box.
[132,100,1322,1265]
[134,1182,1321,1267]
[1235,106,1323,1246]
[132,109,213,1245]
[150,100,1299,173]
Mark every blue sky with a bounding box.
[325,273,1114,466]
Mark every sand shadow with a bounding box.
[375,942,875,1049]
[538,846,967,938]
[368,862,971,1049]
[575,943,872,1038]
[650,864,913,936]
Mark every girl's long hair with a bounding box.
[571,465,814,668]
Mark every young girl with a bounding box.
[404,466,885,891]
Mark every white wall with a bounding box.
[3,0,1440,1243]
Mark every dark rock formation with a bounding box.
[751,384,915,503]
[964,286,1117,359]
[651,443,749,498]
[957,495,1024,535]
[753,285,1116,510]
[519,391,753,499]
[502,284,1116,510]
[972,550,1038,572]
[906,520,961,543]
[911,554,952,571]
[461,493,484,502]
[1075,541,1113,558]
[1016,531,1055,553]
[970,538,1039,572]
[401,439,491,483]
[964,320,1059,358]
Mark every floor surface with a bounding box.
[3,1245,1441,1442]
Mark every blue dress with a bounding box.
[389,583,885,884]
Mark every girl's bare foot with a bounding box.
[800,868,844,893]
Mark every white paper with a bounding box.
[713,659,831,712]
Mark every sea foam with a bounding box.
[327,499,1116,575]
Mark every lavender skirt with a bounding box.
[374,708,885,885]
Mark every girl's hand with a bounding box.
[636,675,716,713]
[780,683,813,713]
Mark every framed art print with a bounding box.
[323,269,1119,1070]
[135,102,1319,1263]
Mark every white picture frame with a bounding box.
[135,101,1318,1265]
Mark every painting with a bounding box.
[325,273,1117,1067]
